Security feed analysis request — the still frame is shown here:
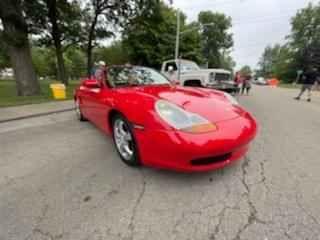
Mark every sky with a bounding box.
[171,0,317,70]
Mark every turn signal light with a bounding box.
[182,123,217,134]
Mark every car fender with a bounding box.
[109,90,172,132]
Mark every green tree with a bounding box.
[64,47,86,79]
[257,3,320,83]
[258,44,280,77]
[24,0,83,85]
[180,22,204,64]
[32,47,56,78]
[123,2,176,68]
[271,45,296,82]
[289,3,320,69]
[219,51,236,72]
[0,0,40,96]
[82,0,157,75]
[123,3,203,68]
[198,11,233,68]
[239,65,252,76]
[258,44,296,82]
[0,45,10,70]
[93,42,129,65]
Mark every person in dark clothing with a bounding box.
[241,75,252,95]
[234,72,242,95]
[294,67,319,102]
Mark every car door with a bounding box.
[78,80,98,121]
[88,69,118,133]
[86,86,103,124]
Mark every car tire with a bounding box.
[112,113,141,167]
[75,99,87,121]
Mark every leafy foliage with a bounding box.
[93,42,128,65]
[239,65,252,76]
[82,0,158,74]
[24,0,83,48]
[32,46,87,79]
[0,46,10,69]
[24,0,84,84]
[289,3,320,69]
[180,21,204,65]
[64,47,87,79]
[198,11,233,68]
[219,51,236,72]
[122,2,177,68]
[32,47,56,77]
[123,4,234,69]
[257,3,320,83]
[0,0,41,96]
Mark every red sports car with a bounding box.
[74,66,257,172]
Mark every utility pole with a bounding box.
[175,9,180,60]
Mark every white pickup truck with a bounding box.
[161,59,238,94]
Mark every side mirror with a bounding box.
[83,79,101,89]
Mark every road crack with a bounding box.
[295,191,320,227]
[33,228,63,240]
[127,169,146,240]
[210,206,228,240]
[233,156,272,240]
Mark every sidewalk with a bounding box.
[0,100,74,123]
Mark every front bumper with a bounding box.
[134,113,257,172]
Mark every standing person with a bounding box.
[294,66,319,102]
[94,61,107,82]
[90,62,98,78]
[234,72,242,95]
[241,75,252,95]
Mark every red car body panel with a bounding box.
[75,77,257,172]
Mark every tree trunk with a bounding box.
[46,0,68,85]
[55,40,68,85]
[87,43,93,77]
[7,44,40,96]
[87,13,99,76]
[0,0,40,96]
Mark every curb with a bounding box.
[0,108,75,124]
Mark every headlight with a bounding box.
[223,92,239,105]
[155,100,217,133]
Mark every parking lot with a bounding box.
[1,86,320,240]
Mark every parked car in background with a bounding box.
[0,68,14,79]
[254,77,268,85]
[161,59,239,94]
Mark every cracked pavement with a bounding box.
[0,86,320,240]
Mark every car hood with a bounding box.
[123,85,243,123]
[182,69,230,75]
[182,69,232,82]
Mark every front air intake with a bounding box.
[191,153,232,166]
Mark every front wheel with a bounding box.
[75,99,86,121]
[112,114,140,166]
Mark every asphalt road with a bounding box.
[1,86,320,240]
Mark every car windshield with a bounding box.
[108,66,170,87]
[180,61,200,72]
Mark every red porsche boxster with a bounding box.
[74,66,257,172]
